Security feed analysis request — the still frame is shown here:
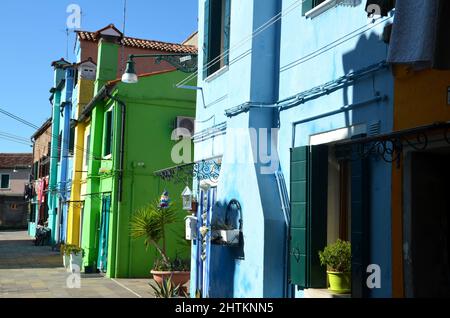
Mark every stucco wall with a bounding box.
[0,168,30,195]
[278,0,394,297]
[33,124,52,164]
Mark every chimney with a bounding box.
[94,25,122,94]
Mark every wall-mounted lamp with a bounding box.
[121,57,138,84]
[121,53,198,84]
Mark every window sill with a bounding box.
[304,288,351,298]
[204,65,229,83]
[305,0,341,19]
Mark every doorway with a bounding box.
[97,195,111,273]
[405,149,450,297]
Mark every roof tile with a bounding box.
[76,31,197,54]
[0,153,33,169]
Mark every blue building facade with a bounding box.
[191,0,395,298]
[48,59,70,245]
[56,65,76,243]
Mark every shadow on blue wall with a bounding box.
[340,30,393,297]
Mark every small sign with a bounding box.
[179,55,192,63]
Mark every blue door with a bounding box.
[195,187,216,298]
[97,195,111,273]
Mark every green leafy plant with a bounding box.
[319,239,351,273]
[153,256,190,272]
[149,277,186,298]
[130,199,184,270]
[60,244,84,256]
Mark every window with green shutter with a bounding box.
[103,110,113,157]
[203,0,231,79]
[1,174,10,189]
[290,142,368,294]
[302,0,327,15]
[289,145,328,289]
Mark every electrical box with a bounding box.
[185,216,197,240]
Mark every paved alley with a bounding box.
[0,231,155,298]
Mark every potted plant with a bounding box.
[211,222,240,246]
[130,198,190,288]
[319,239,351,294]
[61,244,84,273]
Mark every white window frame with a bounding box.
[305,0,342,19]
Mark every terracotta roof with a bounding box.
[0,153,32,169]
[63,57,97,69]
[76,25,197,54]
[51,58,70,68]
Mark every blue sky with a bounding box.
[0,0,198,153]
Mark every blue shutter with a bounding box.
[203,0,211,80]
[351,141,370,298]
[223,0,231,66]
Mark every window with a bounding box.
[58,133,62,162]
[73,69,79,88]
[84,134,91,168]
[203,0,231,79]
[289,144,370,297]
[103,110,113,157]
[302,0,327,15]
[10,203,18,210]
[69,126,75,156]
[1,174,10,189]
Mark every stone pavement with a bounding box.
[0,231,156,298]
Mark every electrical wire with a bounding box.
[0,105,99,161]
[177,2,392,89]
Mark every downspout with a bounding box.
[106,92,126,278]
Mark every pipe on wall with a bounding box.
[106,92,126,278]
[291,94,387,148]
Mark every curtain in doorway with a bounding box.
[97,195,111,273]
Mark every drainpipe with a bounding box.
[106,92,126,278]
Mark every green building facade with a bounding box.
[80,37,196,278]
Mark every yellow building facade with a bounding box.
[391,65,450,297]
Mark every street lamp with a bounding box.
[121,53,198,84]
[121,57,138,84]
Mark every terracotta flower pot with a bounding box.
[151,270,190,287]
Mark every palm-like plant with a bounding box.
[149,277,186,298]
[130,199,178,266]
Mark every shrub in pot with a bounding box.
[130,198,190,289]
[319,239,351,294]
[61,244,84,273]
